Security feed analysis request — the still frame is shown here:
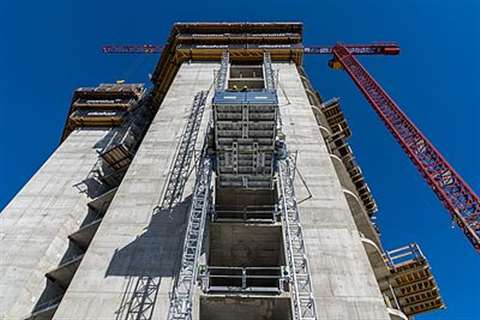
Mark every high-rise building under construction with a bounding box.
[1,22,447,320]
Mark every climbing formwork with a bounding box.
[22,83,153,320]
[384,244,445,316]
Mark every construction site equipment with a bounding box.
[215,51,229,91]
[102,43,400,55]
[160,91,208,210]
[384,244,444,316]
[330,44,480,252]
[62,83,145,141]
[167,50,320,320]
[212,205,277,223]
[167,136,213,320]
[213,53,278,190]
[278,157,317,320]
[202,266,285,293]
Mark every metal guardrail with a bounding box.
[202,266,286,293]
[213,205,277,223]
[384,243,424,269]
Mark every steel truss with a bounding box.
[161,91,208,210]
[332,44,480,251]
[278,157,318,320]
[167,136,213,320]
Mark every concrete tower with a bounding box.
[1,22,444,320]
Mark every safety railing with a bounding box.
[213,205,277,223]
[202,266,287,294]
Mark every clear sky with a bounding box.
[0,0,478,319]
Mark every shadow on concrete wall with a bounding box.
[93,127,117,150]
[106,197,191,320]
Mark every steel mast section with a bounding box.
[330,44,480,252]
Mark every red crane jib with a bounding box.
[332,44,480,252]
[101,43,400,55]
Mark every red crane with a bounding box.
[102,43,480,252]
[330,45,479,252]
[101,43,400,55]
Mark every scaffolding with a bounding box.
[202,266,286,293]
[278,157,317,320]
[160,91,208,210]
[167,135,213,320]
[62,83,146,140]
[26,84,154,320]
[383,244,445,316]
[167,51,318,320]
[213,52,278,190]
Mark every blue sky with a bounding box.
[0,0,478,318]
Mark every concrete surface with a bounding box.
[275,62,390,320]
[0,128,111,319]
[53,62,217,320]
[208,223,284,267]
[1,61,392,320]
[200,295,291,320]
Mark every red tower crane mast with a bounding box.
[101,43,480,252]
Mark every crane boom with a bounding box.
[101,43,400,55]
[331,44,480,252]
[304,43,399,55]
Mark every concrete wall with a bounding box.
[53,62,217,320]
[209,224,284,267]
[200,296,291,320]
[2,60,391,320]
[0,128,111,319]
[275,62,390,320]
